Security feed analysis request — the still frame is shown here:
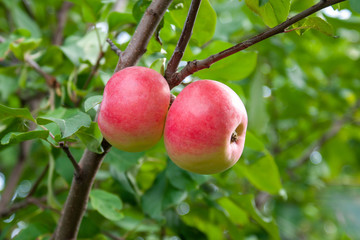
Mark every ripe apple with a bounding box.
[98,66,170,152]
[164,80,247,174]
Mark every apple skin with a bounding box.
[98,66,170,152]
[164,80,247,174]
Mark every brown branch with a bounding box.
[0,197,46,219]
[115,0,173,71]
[53,140,111,239]
[107,38,122,56]
[59,142,81,177]
[53,1,74,45]
[164,0,201,81]
[53,2,173,238]
[168,0,346,89]
[288,99,360,171]
[25,55,60,89]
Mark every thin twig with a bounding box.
[107,38,122,56]
[0,197,46,219]
[26,163,50,198]
[0,193,64,219]
[168,0,346,89]
[164,0,201,81]
[115,0,173,71]
[25,55,60,89]
[59,142,81,177]
[53,1,74,45]
[288,99,360,171]
[83,50,105,89]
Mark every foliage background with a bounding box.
[0,0,359,239]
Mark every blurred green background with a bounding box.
[0,0,359,239]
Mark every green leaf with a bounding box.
[133,0,152,22]
[245,0,290,27]
[9,38,42,60]
[245,131,266,152]
[81,0,103,23]
[248,72,268,134]
[13,223,48,240]
[61,30,107,66]
[259,0,269,6]
[8,4,41,38]
[235,154,283,195]
[0,104,35,122]
[84,95,103,112]
[166,160,196,190]
[0,75,17,102]
[349,0,360,13]
[37,108,91,139]
[0,40,11,59]
[232,194,280,239]
[107,12,136,31]
[194,41,257,81]
[302,17,334,36]
[105,148,144,173]
[170,0,216,46]
[150,58,166,75]
[141,171,167,220]
[1,130,49,145]
[76,122,103,153]
[217,197,249,225]
[90,189,124,221]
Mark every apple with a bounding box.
[98,66,170,152]
[164,80,247,174]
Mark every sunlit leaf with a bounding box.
[84,95,103,112]
[245,0,290,27]
[194,40,257,81]
[235,154,283,195]
[170,0,217,46]
[37,108,91,139]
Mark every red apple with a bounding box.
[98,66,170,152]
[164,80,247,174]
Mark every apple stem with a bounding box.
[231,132,238,143]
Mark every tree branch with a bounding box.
[288,99,360,171]
[115,0,173,71]
[169,0,346,89]
[53,0,173,238]
[59,142,81,178]
[53,1,74,45]
[164,0,201,81]
[26,163,49,198]
[107,38,122,56]
[25,55,60,89]
[83,51,105,89]
[0,197,46,219]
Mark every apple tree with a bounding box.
[0,0,359,239]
